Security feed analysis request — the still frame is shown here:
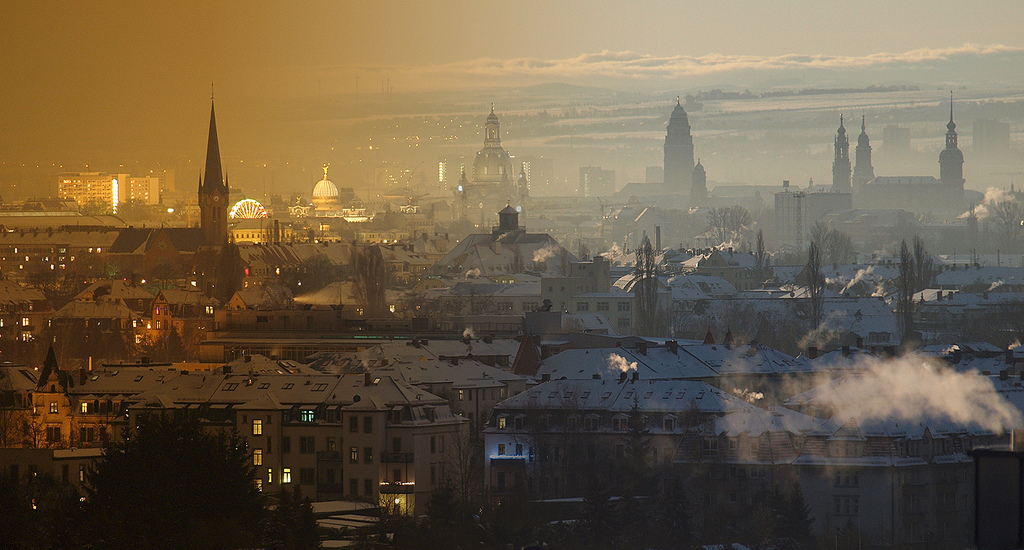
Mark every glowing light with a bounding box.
[230,198,268,219]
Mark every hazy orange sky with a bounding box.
[2,0,1023,162]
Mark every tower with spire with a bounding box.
[198,100,229,247]
[852,115,875,188]
[832,114,852,192]
[939,91,965,195]
[664,97,695,191]
[691,158,707,203]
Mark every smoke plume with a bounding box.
[814,354,1023,433]
[464,268,481,279]
[462,327,475,339]
[607,353,638,374]
[532,244,559,263]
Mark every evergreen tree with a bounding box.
[83,414,265,549]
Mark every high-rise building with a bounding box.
[125,176,161,205]
[852,116,875,189]
[198,100,229,247]
[578,166,615,197]
[664,98,694,190]
[973,119,1010,156]
[57,172,124,213]
[831,115,851,192]
[882,125,911,156]
[939,92,964,196]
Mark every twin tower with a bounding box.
[663,99,707,202]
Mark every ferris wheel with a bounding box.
[229,198,268,219]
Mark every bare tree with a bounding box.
[810,222,856,266]
[992,199,1024,251]
[633,236,663,336]
[805,242,824,345]
[705,206,752,245]
[897,239,917,346]
[354,245,388,317]
[912,235,936,292]
[754,229,770,281]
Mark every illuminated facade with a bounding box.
[57,172,124,213]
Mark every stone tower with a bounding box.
[852,115,875,189]
[664,98,694,190]
[198,100,229,247]
[832,114,851,192]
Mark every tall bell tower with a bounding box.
[199,100,229,247]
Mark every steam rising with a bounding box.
[842,265,875,294]
[732,388,764,403]
[532,244,559,263]
[960,186,1014,220]
[816,355,1023,432]
[464,268,481,279]
[607,353,638,374]
[462,327,475,339]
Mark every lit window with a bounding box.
[498,417,507,429]
[267,468,273,483]
[21,317,29,327]
[282,468,291,483]
[205,306,214,315]
[49,402,58,414]
[300,410,315,422]
[252,419,262,435]
[253,449,263,466]
[80,402,88,414]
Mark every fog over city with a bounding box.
[2,2,1024,549]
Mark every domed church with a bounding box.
[457,106,527,226]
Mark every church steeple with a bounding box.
[199,99,229,247]
[939,91,965,196]
[853,114,875,188]
[832,114,852,192]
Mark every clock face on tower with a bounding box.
[213,195,220,203]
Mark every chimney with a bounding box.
[592,373,601,380]
[79,368,87,386]
[842,345,850,358]
[364,372,373,386]
[619,371,627,384]
[637,341,647,355]
[1006,349,1014,364]
[223,365,232,375]
[541,373,551,382]
[808,346,818,359]
[937,290,942,301]
[631,370,639,382]
[667,340,678,355]
[655,225,662,251]
[856,337,864,349]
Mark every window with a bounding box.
[364,446,373,464]
[704,438,719,452]
[80,402,89,414]
[349,416,358,432]
[350,478,358,495]
[613,417,628,431]
[664,418,675,431]
[584,416,598,431]
[79,464,86,482]
[498,443,506,455]
[393,469,402,483]
[498,417,507,429]
[255,479,263,492]
[618,302,631,312]
[458,389,464,401]
[576,302,589,312]
[300,409,315,422]
[514,416,524,430]
[47,426,61,442]
[326,437,337,452]
[21,317,29,327]
[253,449,263,466]
[300,468,315,485]
[282,437,291,453]
[281,468,292,484]
[363,416,373,434]
[430,436,436,453]
[350,447,359,463]
[252,419,263,435]
[300,436,315,453]
[597,302,609,311]
[364,479,373,496]
[49,402,58,414]
[268,468,273,483]
[392,437,402,453]
[205,305,214,315]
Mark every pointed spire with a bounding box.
[703,328,715,345]
[838,113,846,134]
[676,95,681,106]
[947,90,957,132]
[322,163,330,179]
[861,114,866,133]
[203,100,224,191]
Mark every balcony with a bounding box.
[380,451,414,463]
[379,481,415,494]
